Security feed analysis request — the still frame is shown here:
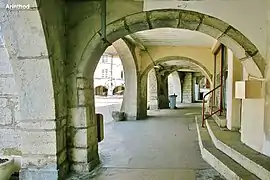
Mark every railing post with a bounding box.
[202,98,205,127]
[201,85,222,127]
[219,45,224,116]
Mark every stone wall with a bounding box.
[0,36,20,156]
[182,73,193,103]
[147,69,158,110]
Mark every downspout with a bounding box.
[219,45,224,116]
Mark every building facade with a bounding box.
[94,54,125,96]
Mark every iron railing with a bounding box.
[202,84,222,127]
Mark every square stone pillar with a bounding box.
[1,4,69,178]
[157,73,169,109]
[137,75,148,119]
[68,76,99,173]
[182,72,193,103]
[226,49,242,131]
[147,69,158,110]
[18,59,65,180]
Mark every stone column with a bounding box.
[68,76,99,172]
[137,74,148,119]
[194,82,200,101]
[147,69,158,110]
[192,76,197,102]
[182,72,193,103]
[226,49,242,131]
[1,2,68,178]
[157,73,169,109]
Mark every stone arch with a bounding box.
[112,39,138,120]
[141,56,213,86]
[113,85,125,95]
[71,8,267,173]
[95,85,108,96]
[79,9,265,79]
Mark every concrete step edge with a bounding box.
[195,116,259,180]
[205,119,270,180]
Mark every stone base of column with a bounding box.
[70,157,100,173]
[158,95,169,109]
[20,168,59,180]
[125,115,137,120]
[150,100,158,110]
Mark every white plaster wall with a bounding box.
[241,67,269,156]
[168,71,181,102]
[226,49,242,130]
[144,0,268,58]
[241,99,265,153]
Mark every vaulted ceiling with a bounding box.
[133,28,215,47]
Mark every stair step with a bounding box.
[206,119,270,180]
[195,117,259,180]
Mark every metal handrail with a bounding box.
[202,84,222,127]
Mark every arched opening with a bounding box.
[113,85,125,95]
[75,10,266,174]
[146,56,212,110]
[73,10,265,176]
[1,3,267,178]
[94,85,108,96]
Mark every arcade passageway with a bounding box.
[68,105,225,180]
[1,0,270,179]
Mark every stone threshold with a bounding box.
[205,119,270,180]
[195,116,259,180]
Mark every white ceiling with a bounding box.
[133,28,215,47]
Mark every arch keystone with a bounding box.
[149,10,179,28]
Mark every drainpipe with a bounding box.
[219,45,224,116]
[212,53,216,114]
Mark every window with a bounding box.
[102,69,109,78]
[102,55,111,63]
[120,71,124,79]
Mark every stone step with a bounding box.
[206,119,270,180]
[195,117,259,180]
[212,114,227,128]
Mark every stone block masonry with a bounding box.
[182,72,194,103]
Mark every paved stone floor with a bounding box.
[69,101,225,179]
